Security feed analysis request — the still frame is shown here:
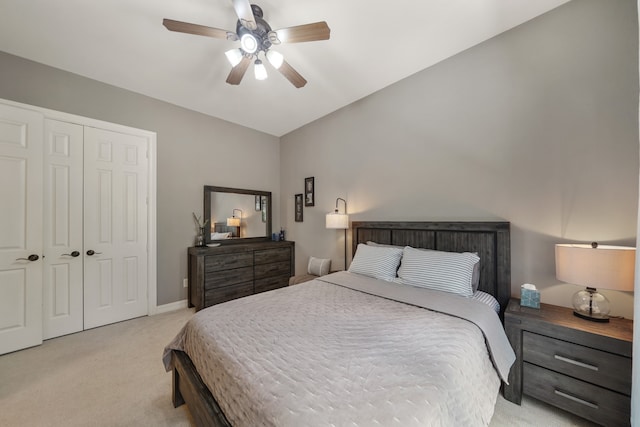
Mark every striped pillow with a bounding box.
[473,290,500,312]
[398,246,479,297]
[348,243,403,281]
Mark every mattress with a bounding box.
[164,272,514,427]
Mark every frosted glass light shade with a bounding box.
[266,50,284,69]
[326,212,349,229]
[225,48,243,67]
[254,60,268,80]
[227,217,241,227]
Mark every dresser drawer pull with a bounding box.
[554,355,599,371]
[554,389,599,409]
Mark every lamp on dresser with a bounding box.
[555,242,635,322]
[326,198,349,270]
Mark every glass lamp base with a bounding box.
[572,287,610,323]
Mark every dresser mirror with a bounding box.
[204,186,272,244]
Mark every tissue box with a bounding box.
[520,284,540,309]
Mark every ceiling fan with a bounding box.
[163,0,330,88]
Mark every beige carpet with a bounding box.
[0,308,598,427]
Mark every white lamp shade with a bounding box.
[555,244,635,291]
[326,212,349,229]
[227,217,241,227]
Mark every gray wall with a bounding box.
[0,52,280,305]
[280,0,639,317]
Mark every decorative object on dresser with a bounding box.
[187,240,295,311]
[555,243,635,322]
[304,176,314,206]
[203,185,272,245]
[192,212,209,247]
[326,197,349,270]
[503,299,632,426]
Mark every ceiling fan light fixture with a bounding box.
[240,33,258,54]
[266,50,283,69]
[225,48,244,67]
[254,59,268,80]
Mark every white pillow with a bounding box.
[308,257,331,276]
[211,232,231,240]
[348,243,403,281]
[398,246,479,297]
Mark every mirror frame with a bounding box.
[203,185,272,245]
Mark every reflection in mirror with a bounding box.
[204,186,272,244]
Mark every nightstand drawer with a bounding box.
[523,331,631,394]
[524,363,630,427]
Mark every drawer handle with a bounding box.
[554,355,599,371]
[554,389,599,409]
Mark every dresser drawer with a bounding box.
[255,260,290,279]
[524,363,630,427]
[523,331,631,394]
[255,274,289,294]
[255,247,291,265]
[205,266,254,289]
[205,281,254,306]
[205,252,253,272]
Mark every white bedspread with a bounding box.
[164,273,509,427]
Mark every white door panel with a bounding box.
[0,103,43,355]
[43,119,83,339]
[84,127,148,329]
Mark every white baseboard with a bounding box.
[154,299,189,314]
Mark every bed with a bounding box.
[164,221,514,426]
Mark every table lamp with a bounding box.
[555,242,635,322]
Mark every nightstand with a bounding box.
[503,299,632,426]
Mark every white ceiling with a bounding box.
[0,0,569,137]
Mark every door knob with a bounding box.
[62,251,80,257]
[16,254,40,262]
[86,250,102,256]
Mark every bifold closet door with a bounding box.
[43,119,84,339]
[0,104,43,355]
[83,127,148,329]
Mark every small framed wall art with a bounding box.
[261,195,268,222]
[255,195,261,211]
[304,177,315,207]
[295,194,303,222]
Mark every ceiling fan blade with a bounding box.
[232,0,257,30]
[163,19,238,41]
[226,56,252,85]
[277,60,307,88]
[269,22,330,44]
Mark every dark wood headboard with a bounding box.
[213,222,238,237]
[352,221,511,314]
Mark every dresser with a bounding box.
[503,299,632,426]
[188,240,295,311]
